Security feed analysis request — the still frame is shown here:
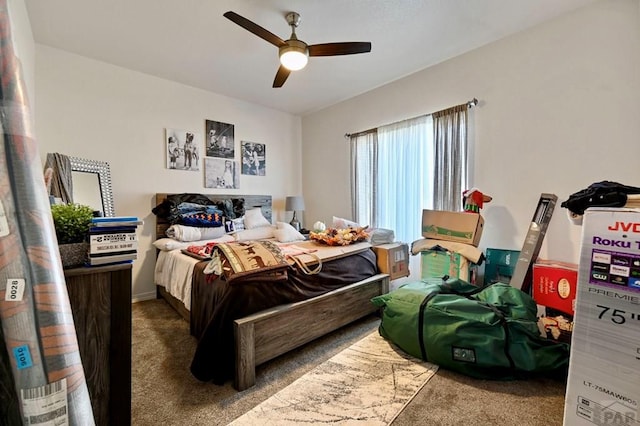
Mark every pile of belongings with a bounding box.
[561,181,640,224]
[411,188,491,282]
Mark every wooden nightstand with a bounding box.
[64,263,132,426]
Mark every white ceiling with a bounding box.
[24,0,596,116]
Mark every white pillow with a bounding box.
[234,226,276,242]
[332,216,360,229]
[274,221,306,243]
[243,207,271,229]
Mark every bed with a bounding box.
[153,193,389,390]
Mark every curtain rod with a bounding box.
[344,98,478,139]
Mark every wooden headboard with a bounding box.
[154,193,273,239]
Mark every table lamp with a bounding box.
[285,196,305,231]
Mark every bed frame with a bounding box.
[154,193,389,390]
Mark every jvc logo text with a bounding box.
[608,222,640,233]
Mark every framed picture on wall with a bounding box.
[204,157,239,189]
[205,119,235,159]
[241,141,266,176]
[165,128,202,171]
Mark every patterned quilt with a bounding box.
[205,240,289,284]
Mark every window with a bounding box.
[351,105,469,244]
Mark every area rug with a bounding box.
[229,331,438,425]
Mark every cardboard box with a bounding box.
[420,250,477,284]
[372,243,409,280]
[563,208,640,425]
[421,210,484,246]
[484,248,520,284]
[532,260,578,316]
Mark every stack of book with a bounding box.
[87,216,142,266]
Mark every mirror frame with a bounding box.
[69,156,115,217]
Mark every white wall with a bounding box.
[34,46,302,300]
[302,0,640,280]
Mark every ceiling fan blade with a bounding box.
[308,42,372,57]
[272,65,291,88]
[223,11,286,47]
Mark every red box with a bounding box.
[532,260,578,316]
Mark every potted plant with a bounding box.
[51,203,94,267]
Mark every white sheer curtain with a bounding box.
[375,115,433,244]
[351,103,469,246]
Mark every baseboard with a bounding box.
[132,291,157,303]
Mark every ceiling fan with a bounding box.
[223,11,372,88]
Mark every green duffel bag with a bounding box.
[371,278,570,380]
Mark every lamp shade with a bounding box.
[285,196,305,211]
[279,40,309,71]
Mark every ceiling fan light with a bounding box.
[280,51,308,70]
[279,42,309,71]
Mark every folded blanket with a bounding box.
[182,241,220,260]
[166,224,226,242]
[204,240,289,284]
[411,238,484,265]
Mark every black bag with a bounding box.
[561,181,640,215]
